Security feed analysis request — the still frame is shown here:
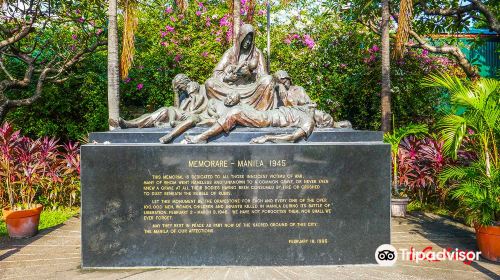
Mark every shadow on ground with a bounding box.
[403,212,498,279]
[0,223,66,261]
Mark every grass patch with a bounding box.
[407,200,451,216]
[0,207,79,236]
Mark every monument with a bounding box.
[81,23,390,268]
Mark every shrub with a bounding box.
[397,132,479,204]
[383,123,428,196]
[0,122,80,209]
[398,136,449,203]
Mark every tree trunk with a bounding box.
[392,153,398,193]
[233,0,241,49]
[381,0,392,133]
[0,86,8,122]
[108,0,120,130]
[0,102,7,123]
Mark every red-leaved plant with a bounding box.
[397,134,476,203]
[398,136,448,203]
[0,122,81,210]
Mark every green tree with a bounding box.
[0,1,107,122]
[331,0,500,77]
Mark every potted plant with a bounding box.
[0,123,47,238]
[384,124,428,217]
[425,74,499,262]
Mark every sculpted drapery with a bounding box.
[205,24,277,111]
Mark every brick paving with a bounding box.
[1,213,498,280]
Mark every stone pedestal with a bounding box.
[89,127,383,144]
[81,128,390,268]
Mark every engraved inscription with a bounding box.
[142,160,332,244]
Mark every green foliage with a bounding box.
[267,12,457,129]
[118,3,233,118]
[6,53,109,140]
[426,74,500,226]
[123,2,464,131]
[1,1,108,141]
[424,74,499,162]
[0,207,79,237]
[439,162,500,226]
[407,200,452,216]
[384,123,428,154]
[333,0,499,40]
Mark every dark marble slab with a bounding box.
[81,141,391,268]
[88,127,383,144]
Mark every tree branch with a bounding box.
[416,2,476,17]
[47,40,107,80]
[470,0,500,33]
[7,67,51,108]
[0,18,35,48]
[364,19,382,36]
[359,15,479,77]
[407,30,478,77]
[0,56,14,80]
[415,0,500,33]
[0,2,107,121]
[3,40,106,110]
[0,51,35,88]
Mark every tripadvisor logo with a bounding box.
[375,244,397,266]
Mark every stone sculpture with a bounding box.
[181,92,333,144]
[111,74,207,129]
[205,24,276,111]
[274,70,312,107]
[111,24,351,144]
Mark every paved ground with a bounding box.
[0,213,498,280]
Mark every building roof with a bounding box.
[430,28,498,39]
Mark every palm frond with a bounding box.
[384,123,428,153]
[446,162,500,226]
[394,0,413,59]
[436,115,467,159]
[421,73,469,98]
[120,0,138,80]
[439,165,471,187]
[429,73,500,225]
[475,78,499,103]
[475,78,500,129]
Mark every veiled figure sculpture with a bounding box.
[205,24,277,111]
